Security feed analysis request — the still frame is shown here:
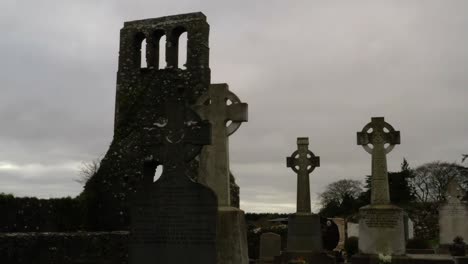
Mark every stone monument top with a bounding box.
[286,137,320,214]
[357,117,400,205]
[445,179,466,204]
[194,83,248,206]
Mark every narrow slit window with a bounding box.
[178,32,187,69]
[140,38,147,68]
[159,35,166,69]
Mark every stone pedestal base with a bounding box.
[358,204,405,255]
[352,254,457,264]
[286,213,322,252]
[274,251,335,264]
[217,206,249,264]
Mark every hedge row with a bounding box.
[0,232,129,264]
[0,194,85,232]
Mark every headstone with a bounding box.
[331,218,346,250]
[260,232,281,264]
[439,179,468,245]
[275,138,334,264]
[194,83,249,264]
[356,117,405,256]
[403,213,415,241]
[407,218,414,240]
[347,222,359,238]
[130,101,217,264]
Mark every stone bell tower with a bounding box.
[114,12,210,131]
[82,13,211,230]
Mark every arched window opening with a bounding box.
[154,165,164,182]
[134,32,146,69]
[178,32,187,69]
[140,38,147,68]
[159,35,166,69]
[167,27,187,69]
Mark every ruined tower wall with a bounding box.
[82,13,211,230]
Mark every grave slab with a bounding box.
[439,179,468,246]
[358,204,406,255]
[129,101,217,264]
[286,214,323,253]
[260,232,281,264]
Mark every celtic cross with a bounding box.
[357,117,400,205]
[286,137,320,213]
[193,83,248,206]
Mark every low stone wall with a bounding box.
[0,231,129,264]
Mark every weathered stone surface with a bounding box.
[82,12,212,230]
[347,222,359,238]
[216,207,249,264]
[286,214,323,253]
[260,232,281,263]
[439,179,468,245]
[358,204,406,255]
[194,83,248,206]
[194,83,249,264]
[356,117,405,256]
[357,117,400,205]
[129,101,217,264]
[286,137,320,214]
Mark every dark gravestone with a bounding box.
[320,217,339,251]
[130,101,217,264]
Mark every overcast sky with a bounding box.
[1,1,467,213]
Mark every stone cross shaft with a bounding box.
[286,137,320,213]
[194,83,248,206]
[357,117,400,205]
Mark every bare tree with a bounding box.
[319,179,363,206]
[75,158,101,185]
[409,161,468,203]
[462,154,468,163]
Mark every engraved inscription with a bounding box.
[362,210,400,228]
[440,204,468,216]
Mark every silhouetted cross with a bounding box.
[150,100,211,179]
[286,137,320,213]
